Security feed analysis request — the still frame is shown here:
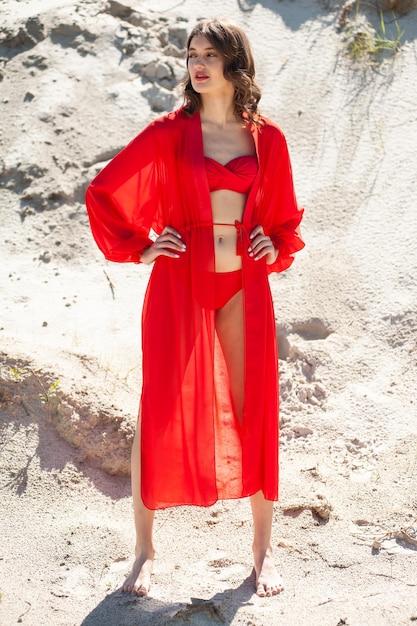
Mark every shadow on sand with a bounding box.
[80,574,256,625]
[237,0,327,29]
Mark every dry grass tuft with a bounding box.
[338,0,406,62]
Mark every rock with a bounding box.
[297,387,308,403]
[314,382,326,398]
[311,494,333,520]
[171,60,187,83]
[106,0,133,19]
[158,29,169,47]
[143,84,177,112]
[143,60,172,82]
[293,425,314,437]
[39,251,52,263]
[283,494,333,521]
[155,61,172,81]
[26,16,45,42]
[22,54,48,70]
[163,42,186,58]
[51,22,82,37]
[1,17,45,48]
[128,12,154,29]
[129,51,158,74]
[50,21,97,47]
[168,24,188,49]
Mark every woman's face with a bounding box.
[187,34,233,97]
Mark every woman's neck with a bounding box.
[200,94,236,129]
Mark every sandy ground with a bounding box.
[1,0,417,624]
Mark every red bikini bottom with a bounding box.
[195,270,242,310]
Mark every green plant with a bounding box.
[9,366,27,380]
[343,6,404,61]
[121,363,140,382]
[375,10,404,54]
[39,380,60,405]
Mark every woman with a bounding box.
[86,18,304,598]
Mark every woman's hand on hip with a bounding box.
[140,227,186,265]
[249,225,278,265]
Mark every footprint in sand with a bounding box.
[206,555,247,581]
[329,437,378,479]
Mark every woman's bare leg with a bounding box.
[250,492,284,596]
[122,424,155,596]
[216,291,283,596]
[215,290,245,424]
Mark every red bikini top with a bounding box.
[205,155,258,194]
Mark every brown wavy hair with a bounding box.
[181,19,262,126]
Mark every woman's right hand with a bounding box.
[140,226,186,265]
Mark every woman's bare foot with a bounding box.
[253,545,284,597]
[122,548,155,596]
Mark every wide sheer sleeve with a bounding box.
[258,124,305,274]
[85,123,163,263]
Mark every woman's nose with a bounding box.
[193,55,204,68]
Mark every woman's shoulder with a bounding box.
[125,107,188,150]
[255,116,288,153]
[257,115,286,138]
[149,107,189,131]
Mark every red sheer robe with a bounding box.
[86,108,304,509]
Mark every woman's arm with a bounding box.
[85,123,164,263]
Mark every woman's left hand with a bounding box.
[249,225,278,265]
